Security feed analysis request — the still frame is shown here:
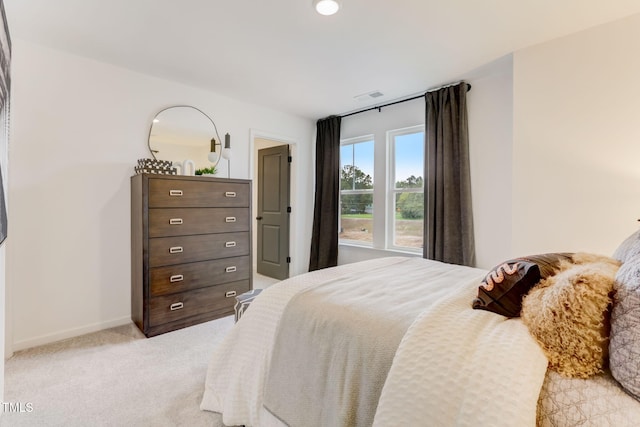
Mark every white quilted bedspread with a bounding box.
[201,257,549,427]
[372,261,549,427]
[201,258,406,426]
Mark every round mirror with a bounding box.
[148,105,221,170]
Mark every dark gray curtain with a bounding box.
[309,115,342,271]
[424,82,475,266]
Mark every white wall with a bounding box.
[464,55,514,268]
[512,13,640,256]
[7,40,314,351]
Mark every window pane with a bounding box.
[341,140,374,190]
[394,132,423,189]
[340,144,353,190]
[354,140,374,187]
[394,191,423,249]
[340,139,374,244]
[392,130,424,250]
[340,194,373,244]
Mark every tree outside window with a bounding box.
[339,138,374,244]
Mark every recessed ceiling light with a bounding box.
[313,0,340,16]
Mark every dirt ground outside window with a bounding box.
[339,217,423,248]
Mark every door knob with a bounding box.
[256,216,263,220]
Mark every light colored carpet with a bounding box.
[1,316,236,427]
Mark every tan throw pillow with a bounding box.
[521,257,620,378]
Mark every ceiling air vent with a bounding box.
[354,90,384,102]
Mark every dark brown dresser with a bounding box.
[131,174,252,337]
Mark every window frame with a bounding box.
[338,135,375,247]
[386,125,425,253]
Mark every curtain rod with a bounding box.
[340,82,471,119]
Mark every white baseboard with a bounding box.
[11,316,133,353]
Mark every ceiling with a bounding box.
[5,1,640,120]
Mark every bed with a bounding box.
[200,238,640,426]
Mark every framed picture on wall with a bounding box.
[0,0,11,246]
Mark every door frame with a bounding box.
[249,130,298,276]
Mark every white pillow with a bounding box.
[613,229,640,263]
[610,255,640,399]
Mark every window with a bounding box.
[388,126,424,251]
[339,125,424,252]
[339,137,374,245]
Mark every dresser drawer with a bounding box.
[150,255,250,296]
[149,178,250,208]
[149,208,249,237]
[148,280,251,326]
[149,232,249,267]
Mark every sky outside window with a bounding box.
[394,132,423,184]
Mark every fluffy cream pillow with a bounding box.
[521,256,620,378]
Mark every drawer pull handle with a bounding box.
[170,274,184,283]
[169,246,183,254]
[225,216,236,223]
[225,191,237,198]
[225,291,237,298]
[169,190,183,196]
[225,266,237,273]
[170,302,184,311]
[169,218,183,225]
[225,241,236,248]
